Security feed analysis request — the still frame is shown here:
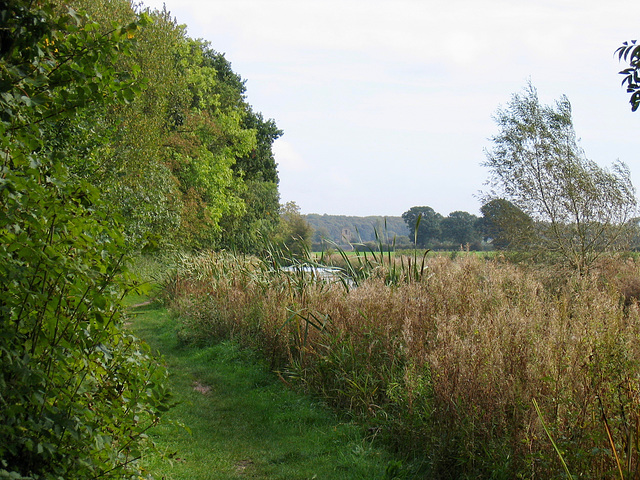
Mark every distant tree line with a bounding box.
[401,193,639,258]
[305,211,496,252]
[304,208,536,252]
[305,214,410,250]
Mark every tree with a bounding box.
[48,4,283,253]
[164,38,283,251]
[402,206,442,247]
[483,83,637,272]
[238,111,282,183]
[616,40,640,112]
[274,201,313,256]
[441,211,480,247]
[218,179,280,253]
[477,199,534,250]
[55,1,186,247]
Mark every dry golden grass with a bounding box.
[165,251,640,478]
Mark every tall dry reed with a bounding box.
[164,251,640,478]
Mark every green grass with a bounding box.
[126,297,404,480]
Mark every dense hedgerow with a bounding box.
[0,3,171,478]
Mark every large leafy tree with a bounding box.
[483,83,637,272]
[225,111,283,252]
[164,38,256,249]
[441,210,480,246]
[0,2,170,477]
[402,206,442,247]
[183,43,283,252]
[477,199,534,250]
[47,3,283,252]
[49,0,187,247]
[238,111,282,183]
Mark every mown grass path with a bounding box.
[127,297,399,479]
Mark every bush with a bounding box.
[0,3,170,477]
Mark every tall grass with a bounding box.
[163,250,640,478]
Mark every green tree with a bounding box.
[402,206,442,247]
[197,48,282,251]
[616,40,640,111]
[441,210,480,247]
[274,201,313,256]
[483,83,637,272]
[53,1,186,247]
[166,38,286,250]
[0,2,170,478]
[477,199,534,250]
[47,4,282,253]
[218,179,280,253]
[239,111,282,183]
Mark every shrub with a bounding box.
[0,3,170,477]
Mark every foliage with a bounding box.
[483,82,637,273]
[42,1,282,253]
[441,210,481,247]
[617,40,640,112]
[401,206,443,247]
[0,2,170,477]
[165,37,281,251]
[238,110,282,183]
[273,202,313,257]
[218,179,280,254]
[48,1,185,247]
[477,198,535,250]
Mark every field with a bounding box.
[157,251,640,479]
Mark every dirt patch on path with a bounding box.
[192,381,211,395]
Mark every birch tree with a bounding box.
[483,83,637,273]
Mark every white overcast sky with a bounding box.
[141,0,640,217]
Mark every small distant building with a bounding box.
[341,228,352,243]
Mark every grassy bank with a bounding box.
[163,251,640,479]
[126,296,406,479]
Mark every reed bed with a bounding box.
[163,251,640,479]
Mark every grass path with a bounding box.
[126,296,401,479]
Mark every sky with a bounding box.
[142,0,640,217]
